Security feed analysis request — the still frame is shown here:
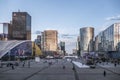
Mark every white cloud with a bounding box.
[106,15,120,21]
[98,15,120,32]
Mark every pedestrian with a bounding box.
[22,61,25,67]
[63,65,65,69]
[103,70,106,77]
[72,64,75,70]
[11,64,14,70]
[114,63,117,67]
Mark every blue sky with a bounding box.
[0,0,120,54]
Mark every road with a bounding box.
[0,59,120,80]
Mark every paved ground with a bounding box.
[27,59,75,80]
[75,66,120,80]
[96,62,120,74]
[0,59,120,80]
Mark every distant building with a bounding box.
[80,27,94,56]
[35,35,41,49]
[41,32,44,52]
[10,11,31,40]
[60,41,65,51]
[77,36,80,56]
[60,41,65,55]
[43,30,58,55]
[0,23,11,41]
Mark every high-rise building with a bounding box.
[95,23,120,58]
[11,11,31,40]
[43,30,58,52]
[95,23,120,52]
[80,27,94,56]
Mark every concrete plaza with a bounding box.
[0,59,120,80]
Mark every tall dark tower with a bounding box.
[11,11,31,40]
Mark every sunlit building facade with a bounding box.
[43,30,58,52]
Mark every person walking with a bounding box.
[63,65,65,69]
[114,63,117,67]
[22,61,25,67]
[103,70,106,77]
[72,64,75,70]
[11,64,14,70]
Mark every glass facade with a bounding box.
[80,27,94,52]
[95,23,120,52]
[11,12,31,40]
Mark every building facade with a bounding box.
[95,23,120,52]
[35,35,41,49]
[80,27,94,56]
[11,11,31,40]
[0,23,11,41]
[43,30,58,52]
[95,23,120,58]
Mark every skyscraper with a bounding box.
[80,27,94,56]
[11,11,31,40]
